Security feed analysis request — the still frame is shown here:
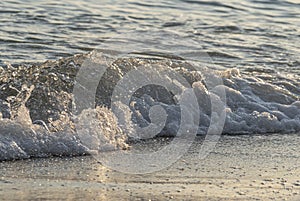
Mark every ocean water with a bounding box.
[0,0,299,161]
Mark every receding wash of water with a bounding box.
[0,0,299,200]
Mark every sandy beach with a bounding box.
[1,134,300,201]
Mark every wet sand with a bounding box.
[1,134,300,200]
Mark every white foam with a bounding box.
[0,54,299,161]
[0,106,128,161]
[129,68,300,135]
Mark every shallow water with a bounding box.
[1,135,300,200]
[1,0,299,74]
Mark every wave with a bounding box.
[0,51,299,161]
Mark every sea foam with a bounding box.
[0,52,299,160]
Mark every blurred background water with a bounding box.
[0,0,299,74]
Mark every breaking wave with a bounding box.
[0,51,299,161]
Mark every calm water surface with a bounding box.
[0,0,299,73]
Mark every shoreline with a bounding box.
[1,134,300,200]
